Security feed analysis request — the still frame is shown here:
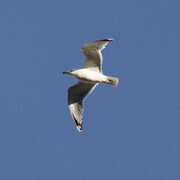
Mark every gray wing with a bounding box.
[68,82,97,132]
[81,38,114,72]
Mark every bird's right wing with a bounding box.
[68,82,97,132]
[81,38,114,72]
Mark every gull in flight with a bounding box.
[63,38,118,132]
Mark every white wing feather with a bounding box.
[68,82,97,131]
[81,38,114,72]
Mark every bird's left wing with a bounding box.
[68,82,97,132]
[81,38,114,72]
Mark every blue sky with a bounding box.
[0,0,180,179]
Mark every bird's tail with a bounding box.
[106,76,119,87]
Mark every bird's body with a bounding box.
[63,38,118,131]
[64,69,109,84]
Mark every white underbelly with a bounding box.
[75,69,107,83]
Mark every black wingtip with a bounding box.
[77,125,82,132]
[101,38,114,42]
[72,114,82,132]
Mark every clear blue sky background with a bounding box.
[0,0,179,179]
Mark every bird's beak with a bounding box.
[62,72,69,74]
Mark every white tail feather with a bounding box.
[106,76,119,87]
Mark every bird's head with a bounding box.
[62,69,76,75]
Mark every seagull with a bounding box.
[63,38,118,132]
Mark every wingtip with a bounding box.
[77,126,82,132]
[107,38,114,42]
[70,111,83,132]
[101,38,114,42]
